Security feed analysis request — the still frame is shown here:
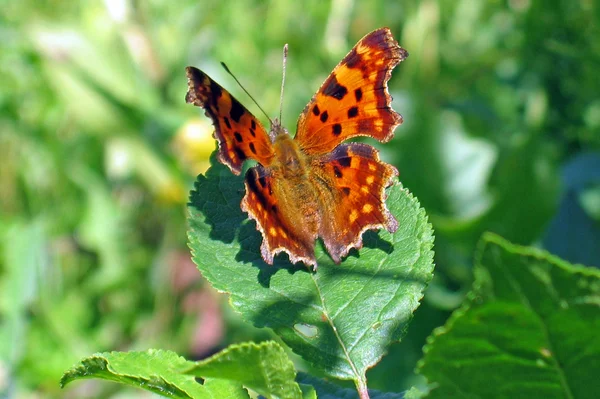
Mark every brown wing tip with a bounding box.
[185,66,206,105]
[352,29,408,146]
[361,27,408,57]
[185,66,203,82]
[398,47,409,61]
[381,30,407,140]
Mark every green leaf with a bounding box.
[418,233,600,399]
[185,341,302,399]
[187,156,435,387]
[60,349,248,399]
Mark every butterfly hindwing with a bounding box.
[241,166,318,267]
[312,143,398,263]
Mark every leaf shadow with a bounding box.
[188,157,247,244]
[359,230,395,255]
[236,221,309,287]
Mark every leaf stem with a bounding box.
[357,379,370,399]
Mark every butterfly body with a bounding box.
[186,28,408,270]
[271,127,308,179]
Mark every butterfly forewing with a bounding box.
[295,28,407,155]
[185,66,274,174]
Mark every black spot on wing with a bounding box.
[337,157,351,167]
[249,142,257,154]
[234,147,246,162]
[354,88,363,102]
[247,170,257,190]
[230,97,245,123]
[312,105,320,116]
[322,74,348,100]
[224,117,231,129]
[347,106,359,118]
[333,166,343,178]
[320,111,329,123]
[332,123,342,136]
[234,132,243,142]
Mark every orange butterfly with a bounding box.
[186,27,408,270]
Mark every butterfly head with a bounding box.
[269,118,289,141]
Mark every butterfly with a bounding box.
[185,27,408,270]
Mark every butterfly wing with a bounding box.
[242,165,318,267]
[185,66,274,174]
[295,28,407,155]
[312,143,398,263]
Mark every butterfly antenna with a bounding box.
[279,44,289,125]
[221,62,273,124]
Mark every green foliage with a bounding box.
[2,0,600,397]
[61,342,302,399]
[60,231,600,398]
[61,340,417,398]
[418,233,600,398]
[187,159,434,386]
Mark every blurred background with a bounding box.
[1,0,599,397]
